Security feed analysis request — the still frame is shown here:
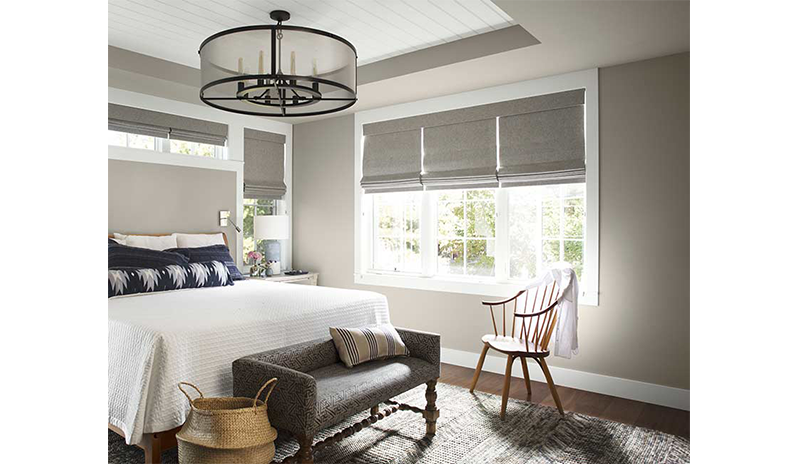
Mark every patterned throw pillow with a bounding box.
[329,325,409,368]
[108,261,233,298]
[109,239,189,268]
[166,245,244,281]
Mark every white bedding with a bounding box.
[108,280,390,445]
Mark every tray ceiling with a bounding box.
[108,0,516,68]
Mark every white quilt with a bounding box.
[108,280,390,445]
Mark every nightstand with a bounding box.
[247,272,318,286]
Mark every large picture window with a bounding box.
[365,185,585,284]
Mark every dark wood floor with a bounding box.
[438,363,689,439]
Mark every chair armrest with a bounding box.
[396,328,440,372]
[482,290,525,306]
[232,358,318,436]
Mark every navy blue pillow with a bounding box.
[108,261,233,298]
[166,244,244,281]
[109,239,189,269]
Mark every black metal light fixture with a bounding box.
[199,10,357,117]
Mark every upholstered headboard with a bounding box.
[108,232,229,248]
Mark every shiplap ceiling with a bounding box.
[108,0,516,68]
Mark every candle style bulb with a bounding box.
[312,58,318,77]
[258,51,264,74]
[238,57,243,74]
[290,51,296,75]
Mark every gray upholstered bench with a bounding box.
[232,328,440,464]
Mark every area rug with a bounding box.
[108,382,689,463]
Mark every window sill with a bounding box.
[354,271,598,306]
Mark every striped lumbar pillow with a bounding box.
[329,325,409,368]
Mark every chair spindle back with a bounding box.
[483,280,561,353]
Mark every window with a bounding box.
[437,190,496,276]
[108,129,226,159]
[372,192,421,272]
[367,185,585,282]
[169,139,217,158]
[355,69,598,302]
[508,184,585,281]
[242,198,277,263]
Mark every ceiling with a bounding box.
[108,0,516,67]
[108,1,690,124]
[322,0,690,123]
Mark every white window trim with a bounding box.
[108,87,293,271]
[353,68,599,305]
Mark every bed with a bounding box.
[108,236,390,462]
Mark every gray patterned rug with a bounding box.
[109,383,689,463]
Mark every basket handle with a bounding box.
[252,378,278,411]
[178,382,204,407]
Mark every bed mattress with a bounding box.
[108,280,390,444]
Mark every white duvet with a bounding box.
[108,280,390,445]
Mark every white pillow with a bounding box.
[175,233,226,249]
[114,233,178,251]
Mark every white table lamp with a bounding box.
[254,215,289,275]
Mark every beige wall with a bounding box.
[108,160,238,253]
[292,53,689,390]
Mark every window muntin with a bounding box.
[242,198,277,263]
[108,129,226,159]
[371,192,421,273]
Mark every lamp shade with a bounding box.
[254,215,289,240]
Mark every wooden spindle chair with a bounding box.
[469,280,565,419]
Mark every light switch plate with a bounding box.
[219,210,230,227]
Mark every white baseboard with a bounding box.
[441,348,690,411]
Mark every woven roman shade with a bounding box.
[497,90,586,187]
[359,88,586,192]
[244,128,286,199]
[422,118,498,190]
[361,124,422,194]
[108,103,228,146]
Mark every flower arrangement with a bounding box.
[247,251,280,277]
[248,251,265,277]
[247,251,263,264]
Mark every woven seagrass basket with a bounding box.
[176,379,278,464]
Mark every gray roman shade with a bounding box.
[422,118,497,190]
[244,128,286,199]
[360,123,422,194]
[497,90,586,187]
[108,103,228,146]
[358,88,585,192]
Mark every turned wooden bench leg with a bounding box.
[424,380,439,436]
[295,433,314,464]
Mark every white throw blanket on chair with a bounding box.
[524,264,580,359]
